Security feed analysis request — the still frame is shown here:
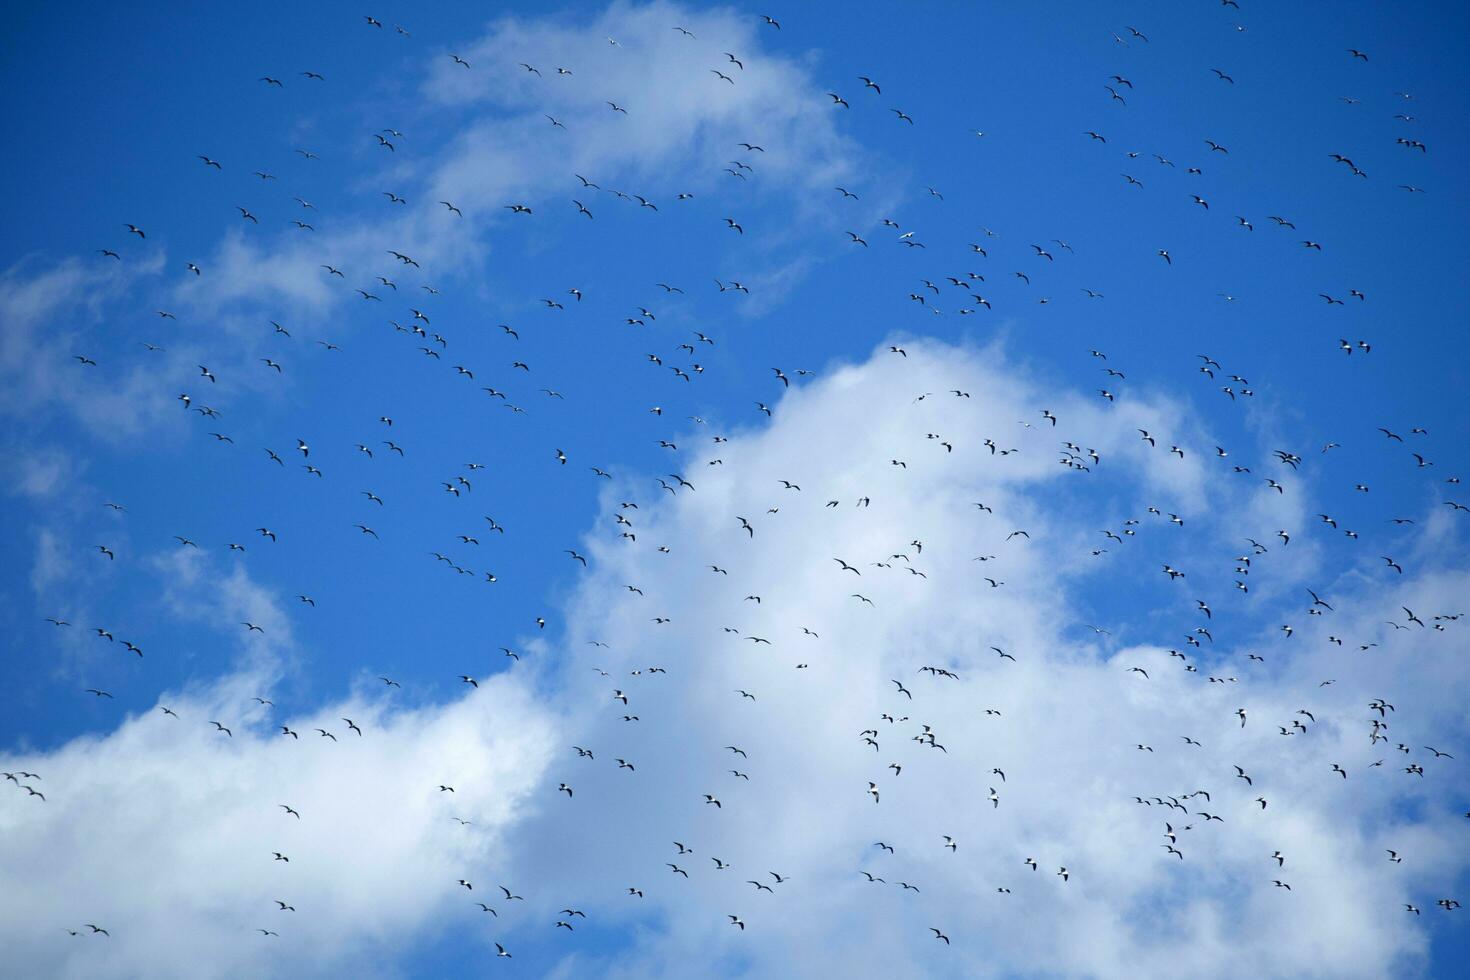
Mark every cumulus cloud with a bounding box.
[7,340,1459,978]
[0,558,559,980]
[480,340,1468,979]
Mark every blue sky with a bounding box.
[2,2,1468,977]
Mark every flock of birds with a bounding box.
[9,5,1466,969]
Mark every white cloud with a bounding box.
[0,558,559,980]
[486,339,1467,979]
[0,252,176,437]
[422,0,860,199]
[11,448,72,499]
[29,527,72,594]
[3,339,1466,978]
[172,0,866,326]
[0,1,868,449]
